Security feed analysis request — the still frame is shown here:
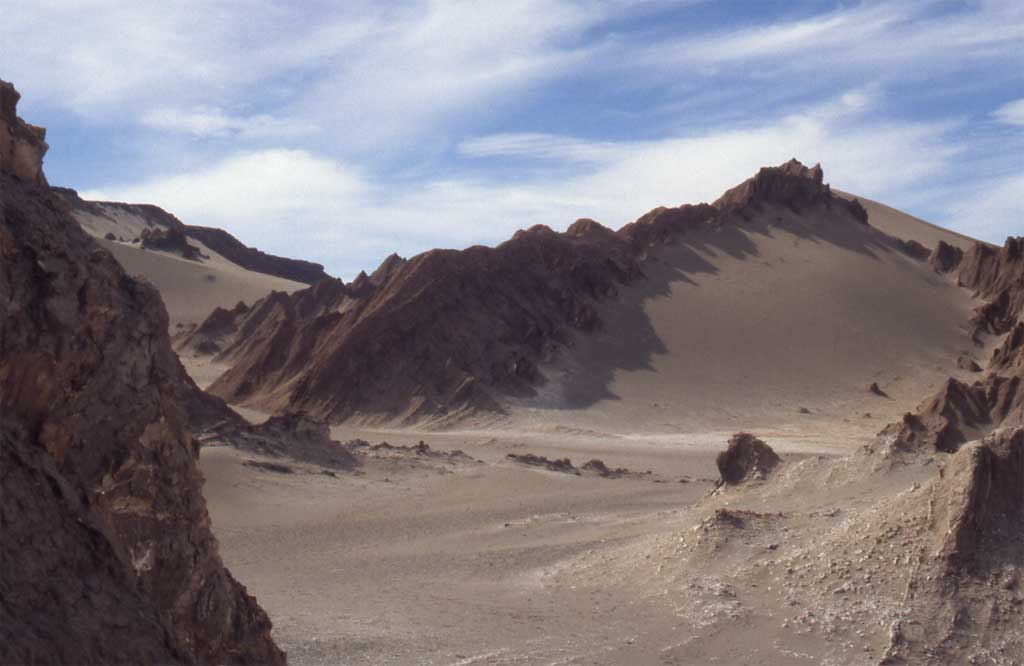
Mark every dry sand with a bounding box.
[179,196,998,664]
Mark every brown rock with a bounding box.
[0,80,48,186]
[929,239,964,273]
[716,433,781,485]
[0,79,283,665]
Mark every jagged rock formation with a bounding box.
[880,427,1023,664]
[186,159,887,425]
[0,81,48,187]
[929,240,964,274]
[883,236,1024,453]
[0,80,283,665]
[715,433,781,485]
[54,187,330,284]
[199,412,359,470]
[712,158,868,223]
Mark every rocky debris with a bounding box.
[929,239,964,273]
[140,224,204,260]
[0,80,48,187]
[880,427,1024,664]
[0,80,283,665]
[716,433,782,485]
[54,186,331,284]
[580,458,631,477]
[201,412,359,470]
[507,453,580,475]
[348,439,476,463]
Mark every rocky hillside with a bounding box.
[182,159,901,426]
[883,236,1024,453]
[55,186,330,284]
[0,80,284,664]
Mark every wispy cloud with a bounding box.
[140,108,318,139]
[84,91,967,278]
[993,98,1024,126]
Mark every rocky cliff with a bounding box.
[0,79,284,664]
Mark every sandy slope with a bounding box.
[98,239,304,329]
[190,194,1007,664]
[511,202,980,438]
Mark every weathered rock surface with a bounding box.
[715,433,781,485]
[200,412,359,470]
[880,427,1024,664]
[929,239,964,273]
[0,81,48,187]
[882,236,1024,453]
[0,80,284,665]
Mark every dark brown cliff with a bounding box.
[0,80,284,665]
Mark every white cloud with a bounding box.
[83,92,966,279]
[943,172,1024,241]
[993,98,1024,126]
[140,108,317,139]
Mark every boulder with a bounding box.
[716,433,781,485]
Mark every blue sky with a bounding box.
[4,0,1022,278]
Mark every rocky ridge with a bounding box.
[0,80,283,665]
[183,159,896,426]
[54,186,330,284]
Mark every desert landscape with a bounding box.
[1,6,1022,665]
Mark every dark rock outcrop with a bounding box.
[200,412,359,470]
[882,236,1024,453]
[929,240,964,274]
[0,79,283,665]
[716,433,781,485]
[506,453,580,475]
[140,224,203,260]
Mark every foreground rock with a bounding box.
[881,427,1024,664]
[0,80,283,665]
[716,433,781,485]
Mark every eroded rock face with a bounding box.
[882,236,1024,454]
[716,433,781,485]
[881,427,1024,664]
[0,80,283,665]
[140,224,203,260]
[929,239,964,273]
[0,80,48,187]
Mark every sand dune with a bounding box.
[515,200,980,436]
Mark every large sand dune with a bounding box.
[515,200,980,437]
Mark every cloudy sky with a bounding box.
[5,0,1022,278]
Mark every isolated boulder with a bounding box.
[716,433,782,485]
[140,224,203,260]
